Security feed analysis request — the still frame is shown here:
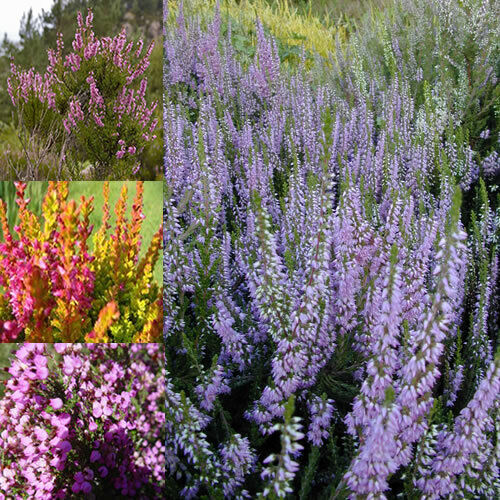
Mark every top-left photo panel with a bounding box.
[0,0,162,180]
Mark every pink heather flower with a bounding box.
[49,398,63,410]
[24,445,36,457]
[62,355,76,376]
[20,435,32,447]
[73,32,83,52]
[54,344,70,354]
[15,345,30,362]
[62,118,71,134]
[18,379,30,393]
[92,402,103,419]
[56,414,71,427]
[86,10,93,28]
[34,354,47,368]
[36,367,49,380]
[34,427,49,442]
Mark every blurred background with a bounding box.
[0,344,15,397]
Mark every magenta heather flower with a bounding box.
[165,1,499,497]
[49,398,63,410]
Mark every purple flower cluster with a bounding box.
[0,343,165,499]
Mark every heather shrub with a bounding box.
[6,9,159,180]
[165,1,499,498]
[0,181,162,343]
[0,342,165,499]
[327,0,500,157]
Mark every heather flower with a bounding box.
[195,363,231,411]
[220,435,256,497]
[260,398,304,498]
[415,356,500,497]
[307,395,335,447]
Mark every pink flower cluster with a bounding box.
[62,97,85,134]
[0,343,165,499]
[7,65,56,110]
[86,74,106,128]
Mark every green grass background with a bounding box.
[0,181,163,284]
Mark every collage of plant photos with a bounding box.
[1,0,499,498]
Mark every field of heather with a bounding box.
[165,0,499,498]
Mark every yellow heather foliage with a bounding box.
[132,298,163,343]
[0,200,12,248]
[168,0,343,62]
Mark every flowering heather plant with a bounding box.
[165,1,499,498]
[0,343,165,499]
[7,9,159,180]
[325,0,500,155]
[0,181,162,342]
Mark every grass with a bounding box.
[0,181,163,284]
[291,0,388,22]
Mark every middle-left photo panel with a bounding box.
[0,181,163,342]
[0,5,162,181]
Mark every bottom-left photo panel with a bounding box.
[0,343,165,498]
